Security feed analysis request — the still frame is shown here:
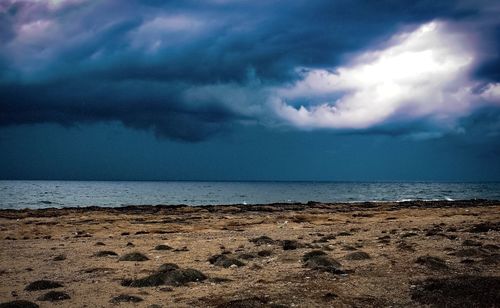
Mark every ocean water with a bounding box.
[0,181,499,209]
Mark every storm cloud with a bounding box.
[1,0,499,141]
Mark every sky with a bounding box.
[1,0,500,181]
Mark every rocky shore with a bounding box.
[0,200,499,307]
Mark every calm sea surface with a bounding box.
[0,181,499,209]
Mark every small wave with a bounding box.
[397,199,415,202]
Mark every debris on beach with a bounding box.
[119,252,149,261]
[25,280,63,291]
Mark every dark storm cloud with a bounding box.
[0,0,499,140]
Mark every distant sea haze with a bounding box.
[0,181,499,210]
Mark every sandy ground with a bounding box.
[0,200,499,308]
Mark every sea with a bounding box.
[0,180,499,209]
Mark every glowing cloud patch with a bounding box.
[274,21,499,130]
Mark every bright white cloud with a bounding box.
[273,21,500,130]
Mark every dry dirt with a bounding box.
[0,200,499,307]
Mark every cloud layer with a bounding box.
[274,22,500,131]
[1,0,499,140]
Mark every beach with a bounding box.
[0,200,499,307]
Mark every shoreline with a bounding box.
[1,199,499,217]
[1,200,499,307]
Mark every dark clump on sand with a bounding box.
[119,252,149,261]
[209,277,233,284]
[302,250,344,274]
[302,250,327,262]
[282,240,300,250]
[37,291,70,302]
[208,254,245,268]
[161,268,207,286]
[314,234,336,243]
[215,296,286,308]
[237,253,256,260]
[154,244,173,251]
[337,231,352,236]
[0,300,39,308]
[249,236,275,245]
[345,251,371,260]
[397,241,416,252]
[468,222,500,233]
[450,248,487,258]
[462,239,482,246]
[323,292,339,301]
[110,294,143,303]
[411,276,500,307]
[53,254,66,261]
[415,256,449,270]
[257,250,272,257]
[122,265,207,287]
[25,280,63,291]
[158,263,180,272]
[94,250,118,257]
[122,272,165,287]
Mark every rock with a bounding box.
[337,231,352,236]
[215,296,283,308]
[237,253,256,260]
[345,251,370,260]
[302,250,327,262]
[313,234,337,243]
[0,300,39,308]
[110,294,143,303]
[401,232,418,238]
[257,250,272,257]
[342,245,358,251]
[468,222,500,233]
[37,291,70,301]
[323,292,339,301]
[25,280,63,291]
[411,276,500,307]
[483,244,499,251]
[303,251,344,274]
[209,277,233,284]
[397,241,415,252]
[282,240,300,250]
[460,259,475,264]
[119,252,149,261]
[154,244,173,251]
[163,268,207,286]
[122,272,166,287]
[158,263,180,272]
[450,248,487,258]
[208,254,245,268]
[462,239,482,246]
[122,268,207,287]
[53,254,66,261]
[249,236,275,245]
[94,250,118,257]
[415,256,448,270]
